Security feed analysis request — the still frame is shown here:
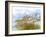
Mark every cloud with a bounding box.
[12,7,41,19]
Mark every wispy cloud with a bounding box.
[12,7,41,19]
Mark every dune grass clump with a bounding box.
[16,15,40,30]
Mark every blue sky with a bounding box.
[12,7,41,19]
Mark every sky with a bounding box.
[12,7,41,19]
